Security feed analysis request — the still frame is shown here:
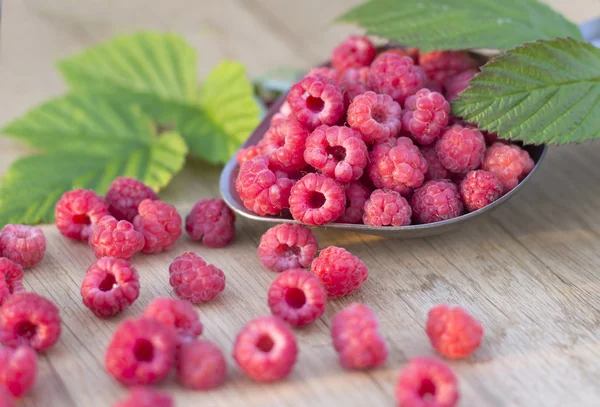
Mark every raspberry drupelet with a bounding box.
[435,125,486,174]
[482,142,535,192]
[169,252,226,303]
[387,47,420,64]
[177,340,227,390]
[310,246,368,298]
[80,257,140,318]
[105,318,177,386]
[419,50,478,85]
[0,386,13,407]
[426,304,484,359]
[331,35,376,72]
[0,258,24,306]
[363,189,412,227]
[402,89,450,146]
[337,181,371,224]
[260,118,309,172]
[55,189,109,241]
[444,69,478,102]
[304,125,368,183]
[142,297,203,344]
[185,198,236,248]
[421,147,450,181]
[411,180,464,224]
[289,173,346,226]
[460,170,504,212]
[270,101,293,126]
[368,51,426,105]
[113,387,173,407]
[287,74,345,130]
[106,177,159,223]
[338,67,371,107]
[347,91,403,144]
[133,199,182,254]
[236,145,262,164]
[0,225,46,268]
[88,216,145,260]
[257,224,318,273]
[396,357,459,407]
[233,316,298,383]
[0,346,37,397]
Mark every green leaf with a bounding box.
[338,0,583,52]
[452,38,600,145]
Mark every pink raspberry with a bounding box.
[424,79,443,94]
[347,91,402,144]
[236,155,295,216]
[113,387,173,407]
[460,170,503,212]
[368,51,426,104]
[287,74,344,130]
[0,346,37,397]
[419,50,478,85]
[142,297,203,344]
[411,181,464,224]
[169,252,226,303]
[363,189,412,227]
[236,145,262,164]
[332,35,376,72]
[331,304,388,370]
[435,125,486,173]
[80,257,140,318]
[257,224,318,273]
[426,304,484,359]
[270,102,292,126]
[386,47,420,64]
[233,316,298,382]
[307,67,338,81]
[444,69,478,102]
[260,118,309,172]
[0,225,45,269]
[106,177,159,223]
[368,137,428,195]
[0,387,13,407]
[338,67,371,107]
[133,200,182,254]
[337,181,371,224]
[304,125,368,183]
[289,173,346,226]
[421,147,449,181]
[0,258,24,306]
[177,340,227,390]
[0,292,61,351]
[402,89,450,146]
[105,318,177,386]
[88,216,145,260]
[482,142,535,192]
[55,189,109,241]
[185,199,235,248]
[310,246,368,298]
[396,357,459,407]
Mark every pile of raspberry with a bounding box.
[236,36,535,226]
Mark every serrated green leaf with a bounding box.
[452,38,600,145]
[338,0,582,52]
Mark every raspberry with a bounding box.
[55,189,109,241]
[331,35,376,72]
[133,199,182,254]
[260,118,309,172]
[459,170,503,212]
[267,269,326,327]
[402,89,450,146]
[235,155,295,216]
[270,102,292,126]
[363,189,412,227]
[331,304,388,370]
[424,79,443,94]
[396,357,459,407]
[233,316,298,382]
[368,51,426,104]
[0,387,13,407]
[444,69,478,102]
[81,257,140,318]
[106,177,159,223]
[113,387,173,407]
[347,91,402,144]
[169,252,226,303]
[257,224,318,273]
[287,74,344,130]
[177,340,227,390]
[435,125,486,173]
[0,258,24,306]
[310,246,368,298]
[142,297,203,343]
[185,199,235,248]
[421,147,449,181]
[105,318,177,386]
[289,173,346,226]
[426,304,483,359]
[0,225,45,269]
[307,67,338,81]
[387,47,420,64]
[338,67,371,107]
[482,142,535,192]
[0,292,61,351]
[304,125,368,183]
[411,181,464,224]
[368,137,428,195]
[236,145,262,164]
[337,181,371,224]
[0,346,37,397]
[419,50,478,85]
[88,216,144,260]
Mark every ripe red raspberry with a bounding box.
[411,181,464,224]
[386,47,420,64]
[105,318,177,386]
[142,297,203,344]
[0,346,37,397]
[0,292,61,351]
[88,216,144,260]
[426,304,484,359]
[396,357,459,407]
[233,316,298,382]
[363,189,412,227]
[419,50,478,85]
[270,102,292,126]
[0,225,45,269]
[421,147,449,181]
[402,89,450,146]
[331,304,388,370]
[482,142,535,192]
[289,173,346,226]
[368,137,428,195]
[307,67,338,81]
[106,177,159,223]
[347,91,402,144]
[260,118,309,172]
[444,69,478,102]
[113,387,173,407]
[435,125,486,173]
[0,387,13,407]
[133,199,182,254]
[332,35,376,72]
[177,340,227,390]
[236,145,261,164]
[337,181,371,224]
[0,258,24,306]
[169,252,226,304]
[55,189,109,241]
[459,170,503,212]
[81,257,140,318]
[287,74,344,130]
[338,67,371,107]
[257,224,318,273]
[236,155,295,216]
[368,51,426,104]
[310,246,368,298]
[185,199,235,248]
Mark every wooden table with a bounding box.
[1,1,599,406]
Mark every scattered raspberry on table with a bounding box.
[185,198,236,248]
[55,189,109,241]
[0,225,46,268]
[177,340,227,390]
[0,258,24,306]
[106,177,159,223]
[0,346,37,398]
[142,297,203,344]
[113,387,173,407]
[396,357,459,407]
[133,199,182,254]
[169,252,226,303]
[88,216,145,260]
[310,246,368,298]
[426,304,484,359]
[257,224,318,273]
